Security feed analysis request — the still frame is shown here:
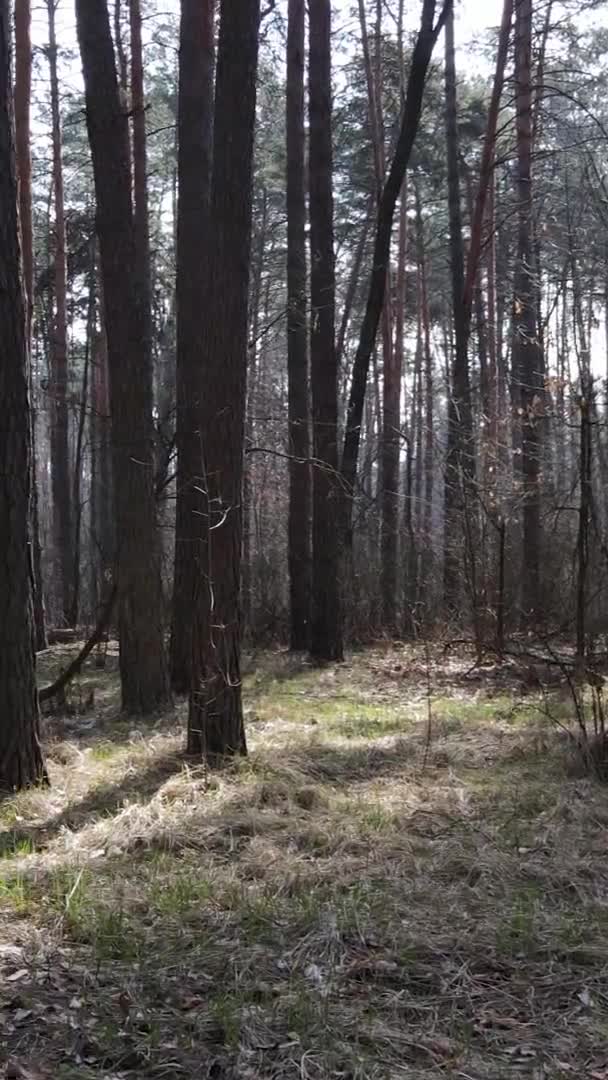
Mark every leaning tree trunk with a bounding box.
[0,0,46,789]
[47,0,75,627]
[341,0,449,541]
[512,0,543,621]
[188,0,260,759]
[286,0,311,651]
[15,0,47,651]
[170,0,215,694]
[76,0,170,714]
[309,0,344,662]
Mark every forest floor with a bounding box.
[0,642,607,1079]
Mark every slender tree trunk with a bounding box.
[15,0,47,651]
[170,0,215,694]
[576,382,592,664]
[381,186,406,632]
[341,0,448,535]
[47,0,74,626]
[0,0,46,788]
[188,0,260,758]
[91,277,114,616]
[443,0,473,616]
[76,0,170,713]
[462,0,513,317]
[71,242,95,627]
[512,0,543,621]
[357,0,399,633]
[286,0,311,650]
[309,0,343,662]
[416,184,434,619]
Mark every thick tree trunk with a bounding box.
[341,0,448,534]
[129,0,152,364]
[512,0,543,620]
[0,0,46,789]
[443,0,474,616]
[286,0,311,650]
[47,0,75,626]
[76,0,170,714]
[170,0,215,694]
[188,0,260,759]
[309,0,343,662]
[15,0,47,651]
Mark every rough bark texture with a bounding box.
[129,0,152,365]
[341,0,448,532]
[512,0,543,620]
[443,0,473,614]
[76,0,170,714]
[15,0,47,652]
[286,0,311,650]
[47,0,74,626]
[188,0,260,759]
[0,0,46,789]
[309,0,344,662]
[171,0,215,694]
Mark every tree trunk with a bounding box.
[341,0,448,535]
[512,0,543,621]
[47,0,75,626]
[443,0,473,616]
[91,286,114,618]
[309,0,343,662]
[286,0,311,650]
[0,0,46,788]
[188,0,260,759]
[129,0,152,365]
[381,186,405,632]
[170,0,215,694]
[76,0,170,714]
[15,0,47,651]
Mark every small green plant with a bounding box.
[0,832,35,858]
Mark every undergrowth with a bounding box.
[0,644,607,1078]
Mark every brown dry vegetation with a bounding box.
[1,644,608,1078]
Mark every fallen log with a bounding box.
[39,586,118,704]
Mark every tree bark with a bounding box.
[15,0,47,651]
[341,0,449,535]
[170,0,215,694]
[443,0,474,615]
[512,0,543,621]
[286,0,311,650]
[47,0,75,626]
[129,0,152,365]
[309,0,343,662]
[0,0,46,789]
[76,0,171,714]
[188,0,260,759]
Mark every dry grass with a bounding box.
[1,644,608,1078]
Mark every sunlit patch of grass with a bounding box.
[0,869,35,912]
[88,741,122,762]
